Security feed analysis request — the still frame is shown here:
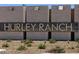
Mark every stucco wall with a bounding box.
[26,6,49,40]
[0,6,23,39]
[51,5,71,40]
[74,5,79,40]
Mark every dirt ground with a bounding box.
[0,40,79,54]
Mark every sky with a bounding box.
[0,4,75,9]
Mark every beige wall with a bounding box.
[74,5,79,22]
[51,5,71,40]
[0,6,23,39]
[52,32,71,40]
[51,5,71,22]
[26,6,49,40]
[74,5,79,40]
[0,5,75,40]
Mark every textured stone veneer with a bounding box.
[0,6,23,39]
[26,6,49,40]
[74,5,79,40]
[51,5,71,40]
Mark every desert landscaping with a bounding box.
[0,39,79,54]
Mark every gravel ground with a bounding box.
[0,40,78,54]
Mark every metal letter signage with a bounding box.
[0,22,78,32]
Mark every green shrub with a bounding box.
[76,44,79,48]
[28,39,32,43]
[49,39,56,43]
[47,46,65,53]
[67,40,70,44]
[75,39,79,43]
[6,39,11,42]
[27,43,32,47]
[24,41,29,44]
[68,46,75,49]
[24,39,33,44]
[38,44,46,49]
[21,40,26,43]
[2,43,9,48]
[71,47,75,49]
[44,40,46,44]
[17,45,26,51]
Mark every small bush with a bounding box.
[17,45,26,51]
[47,46,65,53]
[49,39,56,43]
[38,44,46,49]
[71,47,75,49]
[2,43,9,48]
[44,40,46,44]
[68,46,75,49]
[21,40,26,43]
[24,39,33,44]
[6,39,11,42]
[75,39,79,43]
[76,44,79,48]
[28,39,32,43]
[27,43,32,47]
[67,40,70,44]
[24,41,29,44]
